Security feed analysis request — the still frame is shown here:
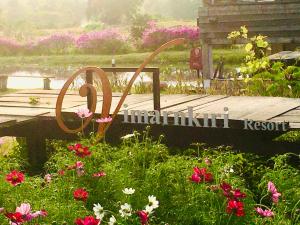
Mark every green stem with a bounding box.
[254,203,272,211]
[226,214,233,225]
[260,193,269,204]
[81,119,84,137]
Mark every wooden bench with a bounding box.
[0,75,55,91]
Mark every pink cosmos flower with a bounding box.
[13,203,47,222]
[68,161,84,170]
[255,207,274,217]
[204,158,212,166]
[16,203,31,215]
[31,209,48,218]
[93,171,106,178]
[96,117,113,123]
[0,138,4,145]
[267,181,281,203]
[44,174,52,183]
[268,181,278,193]
[76,108,93,119]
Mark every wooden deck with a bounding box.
[0,90,299,129]
[1,89,299,173]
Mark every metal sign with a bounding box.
[55,38,186,140]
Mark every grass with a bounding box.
[0,132,299,224]
[0,48,246,72]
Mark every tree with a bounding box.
[87,0,143,25]
[143,0,199,19]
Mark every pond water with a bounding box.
[6,71,153,90]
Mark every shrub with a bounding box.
[0,37,22,55]
[0,132,299,224]
[142,23,200,49]
[76,29,130,54]
[28,34,75,55]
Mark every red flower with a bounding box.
[220,182,232,194]
[220,182,246,200]
[193,167,206,176]
[68,144,91,158]
[75,216,100,225]
[93,171,106,178]
[190,173,201,183]
[6,170,25,186]
[5,212,24,223]
[68,161,84,170]
[58,170,65,176]
[226,200,245,217]
[233,189,246,199]
[204,172,213,182]
[73,188,89,202]
[190,167,213,183]
[138,210,149,225]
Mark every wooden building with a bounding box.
[198,0,300,79]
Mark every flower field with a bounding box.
[0,23,200,56]
[0,130,299,225]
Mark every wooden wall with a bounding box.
[198,1,300,78]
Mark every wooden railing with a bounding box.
[85,67,161,111]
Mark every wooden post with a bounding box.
[152,68,161,111]
[0,76,8,91]
[43,78,51,90]
[86,70,93,110]
[202,43,213,81]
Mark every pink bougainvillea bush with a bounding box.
[0,131,299,224]
[28,33,75,55]
[0,29,130,55]
[76,29,130,54]
[0,37,23,55]
[142,22,200,49]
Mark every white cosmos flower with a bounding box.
[122,188,135,195]
[108,215,116,225]
[93,203,105,220]
[145,205,154,214]
[121,133,135,139]
[119,203,132,217]
[148,195,159,209]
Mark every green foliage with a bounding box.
[0,132,299,224]
[143,0,199,19]
[0,0,86,31]
[87,0,144,25]
[274,131,300,143]
[130,13,152,41]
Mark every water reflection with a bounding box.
[6,71,152,90]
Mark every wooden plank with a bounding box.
[0,117,16,128]
[65,94,154,114]
[199,3,300,16]
[0,101,85,110]
[162,95,227,112]
[0,107,50,116]
[189,96,300,121]
[206,37,300,45]
[125,95,200,112]
[271,115,300,123]
[198,14,300,24]
[201,23,300,33]
[15,90,123,97]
